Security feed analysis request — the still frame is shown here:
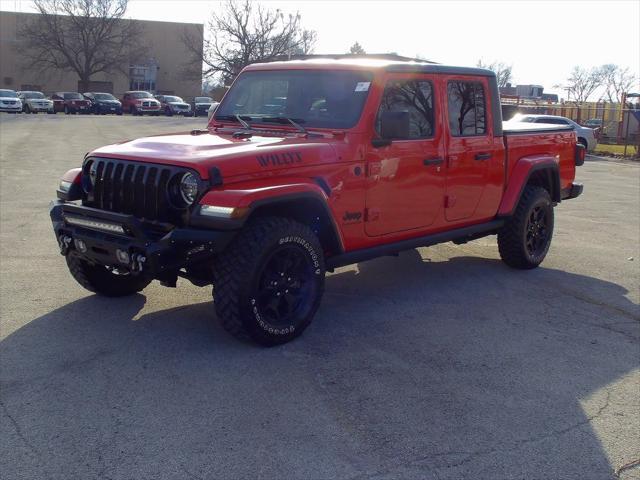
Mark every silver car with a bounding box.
[510,114,597,151]
[18,91,55,114]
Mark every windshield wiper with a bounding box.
[260,116,307,134]
[235,114,252,130]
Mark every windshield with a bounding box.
[63,92,83,100]
[0,90,17,98]
[23,92,45,99]
[195,97,212,103]
[215,70,374,129]
[164,96,183,103]
[94,93,116,100]
[131,92,152,99]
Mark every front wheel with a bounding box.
[66,253,152,297]
[213,217,325,346]
[498,186,554,269]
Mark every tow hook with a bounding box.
[58,235,72,255]
[131,253,146,273]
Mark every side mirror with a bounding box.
[372,110,410,148]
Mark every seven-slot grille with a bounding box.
[82,157,191,223]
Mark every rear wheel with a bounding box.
[213,217,325,346]
[498,186,554,269]
[66,253,151,297]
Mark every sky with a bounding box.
[2,0,639,97]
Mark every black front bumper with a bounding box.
[50,201,237,278]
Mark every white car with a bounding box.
[0,89,23,113]
[207,101,220,120]
[18,91,55,114]
[510,114,597,151]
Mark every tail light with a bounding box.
[575,143,586,166]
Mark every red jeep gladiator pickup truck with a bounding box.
[51,57,584,345]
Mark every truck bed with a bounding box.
[502,121,577,194]
[502,121,574,135]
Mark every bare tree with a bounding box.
[477,60,513,88]
[600,64,636,103]
[562,66,606,103]
[19,0,146,92]
[348,42,365,55]
[183,0,317,85]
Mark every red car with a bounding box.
[121,91,161,116]
[51,57,584,346]
[51,92,91,114]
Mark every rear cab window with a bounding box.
[447,80,487,136]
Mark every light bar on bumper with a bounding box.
[64,215,126,234]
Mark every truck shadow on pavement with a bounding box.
[1,252,638,479]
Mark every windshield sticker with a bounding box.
[354,82,371,92]
[256,151,303,167]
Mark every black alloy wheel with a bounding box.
[253,244,318,329]
[525,205,550,258]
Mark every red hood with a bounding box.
[89,132,340,181]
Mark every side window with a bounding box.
[376,79,434,139]
[447,81,487,136]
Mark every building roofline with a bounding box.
[0,10,203,27]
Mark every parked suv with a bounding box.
[83,92,123,115]
[52,92,91,114]
[18,91,54,114]
[121,91,161,116]
[51,58,584,346]
[156,95,192,116]
[193,96,214,117]
[0,89,22,113]
[511,114,597,151]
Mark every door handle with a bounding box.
[475,152,492,161]
[423,157,444,166]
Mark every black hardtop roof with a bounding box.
[253,54,496,78]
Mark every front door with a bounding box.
[365,75,445,237]
[444,77,495,222]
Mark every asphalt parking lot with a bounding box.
[1,114,638,480]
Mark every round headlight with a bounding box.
[180,172,199,205]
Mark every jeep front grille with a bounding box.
[82,157,191,224]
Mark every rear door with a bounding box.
[444,77,496,222]
[365,74,445,236]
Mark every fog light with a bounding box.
[74,239,87,253]
[115,249,130,264]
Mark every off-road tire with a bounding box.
[498,186,554,269]
[66,252,151,297]
[213,217,325,346]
